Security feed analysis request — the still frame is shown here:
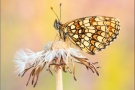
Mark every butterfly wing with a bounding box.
[63,16,120,55]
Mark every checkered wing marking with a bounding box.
[63,16,120,55]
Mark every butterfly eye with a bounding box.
[54,19,62,30]
[54,19,59,30]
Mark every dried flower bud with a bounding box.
[14,40,99,87]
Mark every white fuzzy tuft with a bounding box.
[14,43,87,75]
[14,49,44,74]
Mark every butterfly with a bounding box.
[52,4,120,55]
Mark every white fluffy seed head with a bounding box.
[13,39,99,86]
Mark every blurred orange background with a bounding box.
[1,0,134,90]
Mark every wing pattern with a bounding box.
[63,16,120,54]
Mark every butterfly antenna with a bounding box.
[60,3,62,21]
[50,7,60,21]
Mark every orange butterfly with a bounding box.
[52,4,120,55]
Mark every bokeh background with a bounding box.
[1,0,134,90]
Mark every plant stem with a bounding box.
[56,67,63,90]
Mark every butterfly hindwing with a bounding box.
[62,16,120,54]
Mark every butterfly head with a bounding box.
[54,19,65,40]
[54,19,62,30]
[51,4,66,40]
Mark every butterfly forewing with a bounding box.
[61,16,120,55]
